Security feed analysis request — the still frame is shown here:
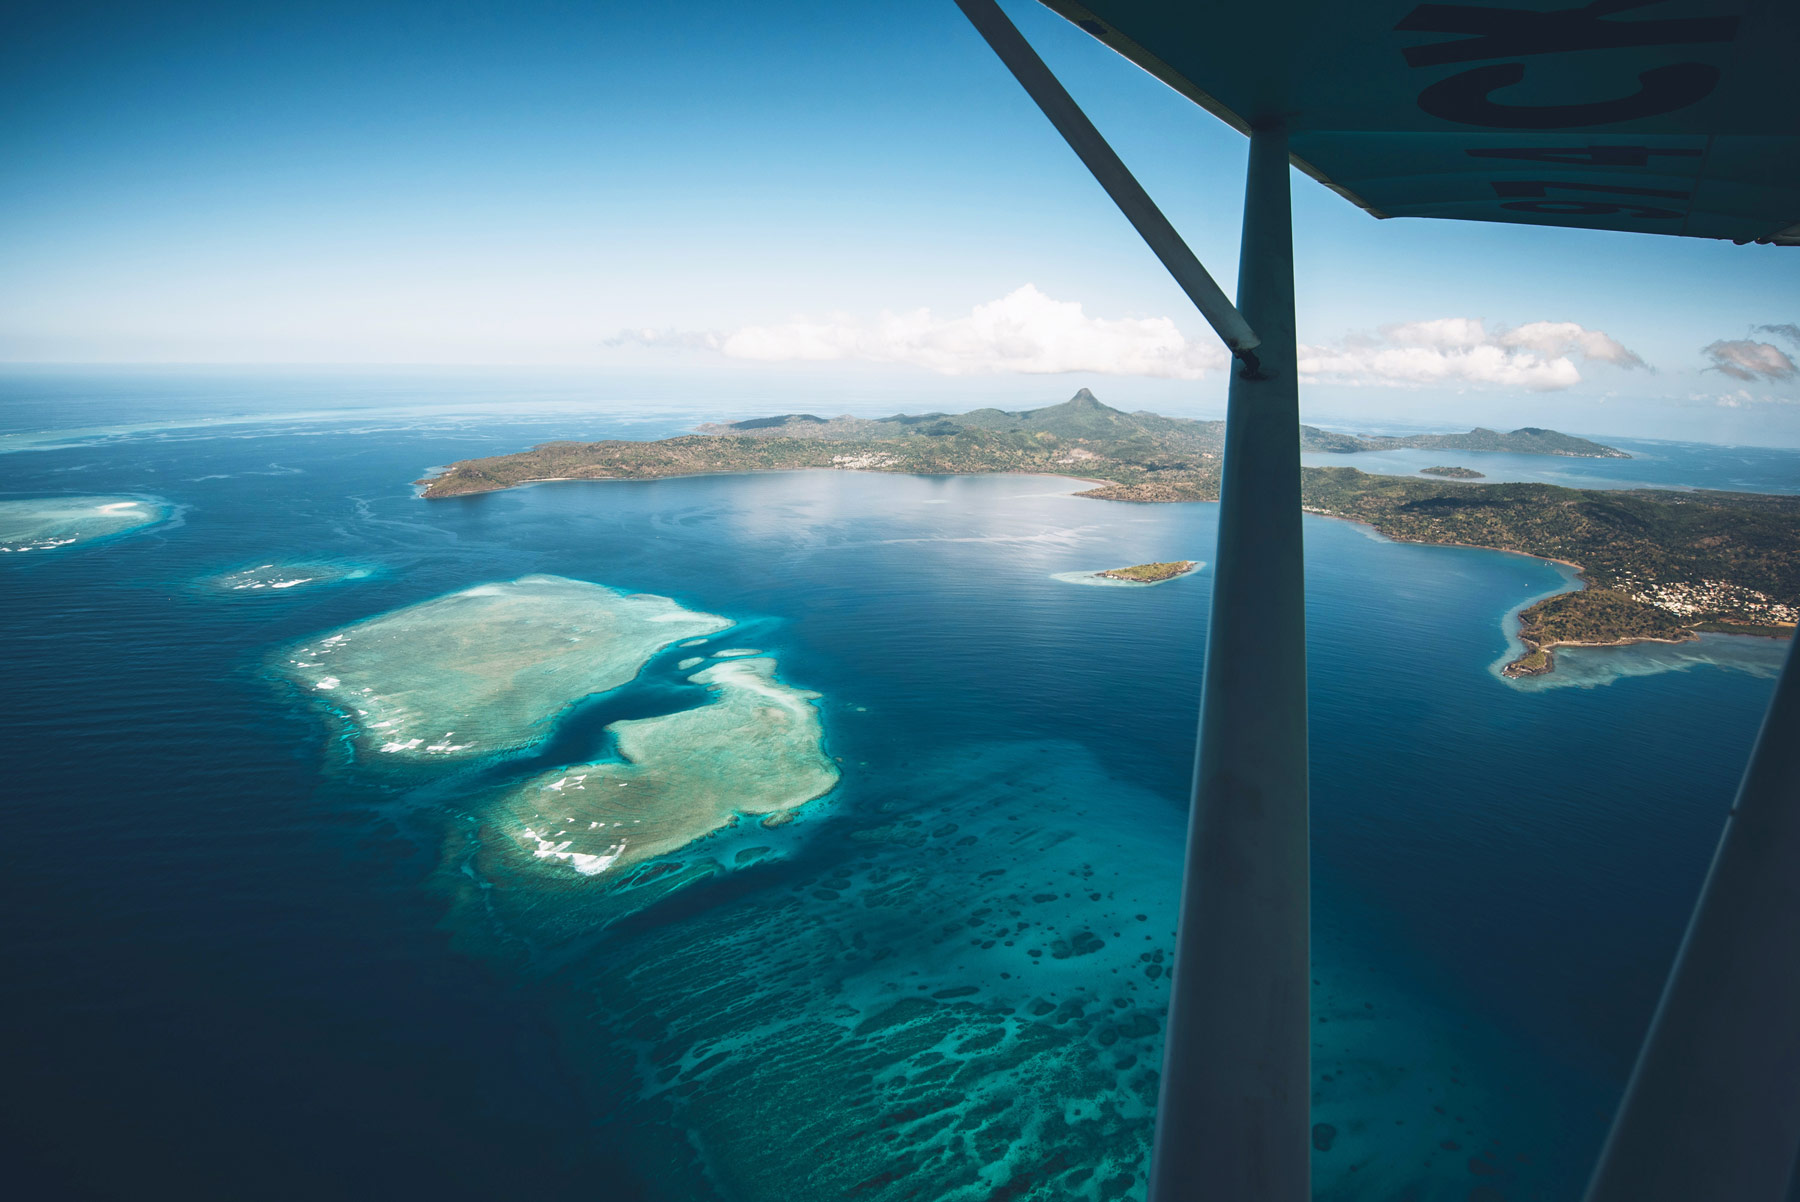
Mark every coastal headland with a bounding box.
[415,392,1798,675]
[1299,471,1799,677]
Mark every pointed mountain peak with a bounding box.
[1068,387,1104,407]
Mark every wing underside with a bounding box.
[1040,0,1799,244]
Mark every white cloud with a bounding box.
[1497,321,1645,368]
[1701,339,1797,382]
[602,327,724,351]
[1297,318,1643,391]
[1683,387,1797,408]
[608,294,1642,393]
[715,285,1229,378]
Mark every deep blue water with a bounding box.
[2,372,1794,1200]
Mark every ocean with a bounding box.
[2,369,1793,1201]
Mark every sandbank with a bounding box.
[494,656,838,878]
[281,574,729,761]
[0,495,170,553]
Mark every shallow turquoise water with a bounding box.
[1,371,1793,1200]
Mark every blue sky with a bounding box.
[4,0,1797,444]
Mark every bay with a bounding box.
[1,371,1791,1199]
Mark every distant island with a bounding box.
[1302,426,1628,459]
[416,390,1796,676]
[1099,561,1197,583]
[1419,466,1485,479]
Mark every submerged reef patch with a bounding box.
[288,575,838,919]
[0,495,170,553]
[281,574,730,761]
[488,656,838,880]
[433,740,1177,1198]
[203,560,375,593]
[481,738,1575,1202]
[1501,629,1791,691]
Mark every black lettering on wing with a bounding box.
[1499,199,1684,218]
[1489,178,1688,219]
[1491,179,1690,199]
[1397,1,1739,68]
[1464,144,1703,167]
[1417,60,1721,128]
[1396,1,1742,130]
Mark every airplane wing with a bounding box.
[1041,0,1800,244]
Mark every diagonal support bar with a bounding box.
[953,0,1262,371]
[1583,631,1800,1202]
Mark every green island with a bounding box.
[1098,561,1198,583]
[1302,425,1627,458]
[417,390,1797,676]
[1419,465,1485,479]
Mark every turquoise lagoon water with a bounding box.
[1,371,1795,1200]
